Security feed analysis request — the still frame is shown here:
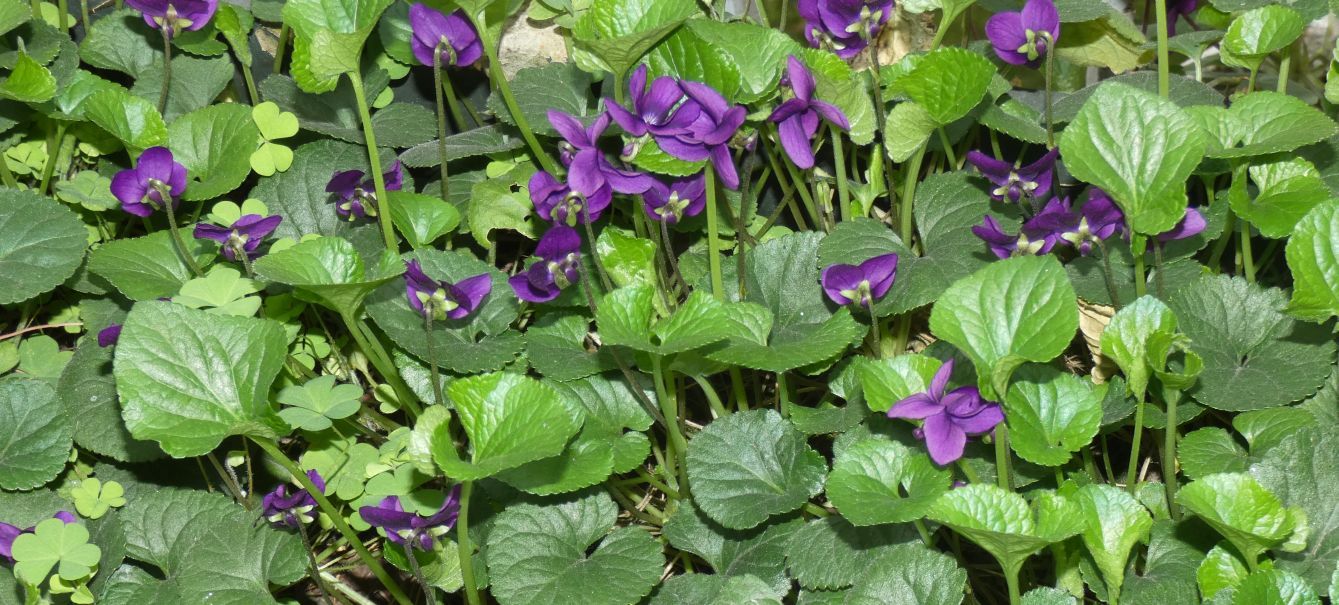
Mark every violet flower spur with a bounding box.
[404,260,492,321]
[125,0,217,37]
[0,512,78,563]
[111,146,188,217]
[359,487,462,551]
[986,0,1061,68]
[408,4,483,68]
[768,56,851,170]
[972,214,1058,259]
[886,358,1005,466]
[820,253,898,309]
[643,173,706,224]
[508,225,582,303]
[547,110,655,197]
[262,470,326,529]
[326,161,405,220]
[662,81,747,189]
[1156,207,1206,242]
[193,214,283,261]
[798,0,894,60]
[965,148,1059,204]
[605,65,697,140]
[529,170,612,225]
[97,324,122,348]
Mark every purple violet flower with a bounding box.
[98,324,122,348]
[820,253,898,309]
[768,56,850,170]
[986,0,1061,68]
[658,81,746,189]
[887,358,1005,466]
[965,148,1059,203]
[193,214,283,261]
[326,161,405,221]
[798,0,894,59]
[972,214,1059,259]
[1035,190,1125,255]
[1168,0,1198,35]
[262,470,326,529]
[509,225,582,303]
[548,110,655,197]
[529,171,612,225]
[0,512,78,563]
[408,4,482,68]
[643,174,707,224]
[359,487,462,551]
[605,65,698,139]
[125,0,217,37]
[404,260,492,321]
[111,146,188,217]
[1157,207,1206,242]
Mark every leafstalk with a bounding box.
[347,69,397,249]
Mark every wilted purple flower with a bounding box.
[965,148,1059,203]
[408,4,482,68]
[126,0,217,37]
[509,225,582,303]
[972,215,1058,259]
[658,81,746,189]
[643,174,706,224]
[404,260,492,321]
[548,110,654,198]
[768,56,850,170]
[111,146,187,217]
[798,0,894,59]
[1157,207,1206,242]
[326,162,405,221]
[820,253,898,309]
[193,214,283,261]
[0,512,78,563]
[97,324,122,348]
[359,487,461,551]
[605,65,698,139]
[986,0,1061,67]
[529,171,611,225]
[887,358,1004,465]
[262,470,325,529]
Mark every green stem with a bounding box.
[1153,241,1166,300]
[705,164,725,300]
[159,190,205,278]
[0,149,16,188]
[474,20,559,175]
[347,69,397,250]
[272,24,289,74]
[752,0,770,26]
[403,543,437,605]
[652,356,689,494]
[777,371,792,418]
[158,27,172,115]
[457,481,483,605]
[995,423,1013,489]
[1277,45,1292,94]
[295,521,336,605]
[688,373,728,419]
[1239,217,1256,282]
[1126,393,1146,492]
[240,61,260,104]
[1208,209,1236,271]
[935,128,957,168]
[1005,565,1022,605]
[1132,234,1148,298]
[57,0,67,33]
[253,439,414,605]
[730,368,749,411]
[38,123,67,195]
[831,129,850,223]
[867,50,900,215]
[1154,0,1170,97]
[422,316,445,408]
[340,312,421,418]
[868,313,884,358]
[900,143,929,247]
[80,0,89,34]
[913,519,934,547]
[432,55,451,204]
[22,582,38,605]
[439,69,470,131]
[1163,394,1180,519]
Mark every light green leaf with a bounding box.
[1100,295,1179,399]
[166,103,261,201]
[900,47,995,126]
[387,191,459,249]
[431,372,581,480]
[1059,82,1207,235]
[114,301,289,457]
[252,101,298,141]
[598,286,741,356]
[0,51,55,102]
[1199,544,1250,600]
[1178,428,1248,480]
[71,478,126,520]
[282,0,394,92]
[494,427,620,496]
[301,436,377,500]
[1054,10,1150,73]
[685,409,827,530]
[1177,473,1305,567]
[17,334,71,382]
[855,353,941,413]
[54,171,119,212]
[928,255,1078,398]
[630,136,708,176]
[1076,484,1153,605]
[468,170,537,248]
[884,101,936,162]
[929,484,1082,578]
[88,229,217,301]
[1004,365,1103,466]
[1224,5,1306,58]
[83,87,166,155]
[486,491,663,605]
[843,543,968,605]
[676,19,800,103]
[1234,158,1334,239]
[1194,92,1338,159]
[214,4,254,67]
[570,0,696,77]
[1232,568,1322,605]
[595,228,656,288]
[249,141,293,176]
[276,375,363,432]
[0,379,71,490]
[253,236,403,316]
[1285,200,1339,320]
[826,437,951,526]
[12,518,100,586]
[0,188,86,305]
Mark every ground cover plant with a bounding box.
[2,0,1339,602]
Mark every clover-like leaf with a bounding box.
[12,518,101,586]
[54,171,119,212]
[252,101,299,141]
[826,437,952,526]
[431,372,581,481]
[276,375,363,432]
[171,266,263,317]
[1177,472,1306,568]
[70,479,126,520]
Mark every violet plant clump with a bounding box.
[5,1,1339,604]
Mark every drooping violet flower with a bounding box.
[193,214,283,261]
[986,0,1061,68]
[0,512,78,563]
[408,4,482,68]
[125,0,217,37]
[798,0,894,59]
[643,173,706,224]
[768,56,850,170]
[97,325,123,348]
[262,470,326,529]
[887,358,1005,465]
[820,253,898,309]
[1037,190,1125,255]
[1156,207,1206,242]
[529,171,612,225]
[605,65,698,139]
[1168,0,1198,35]
[548,110,654,197]
[659,81,746,189]
[404,260,492,321]
[965,148,1059,203]
[972,214,1058,259]
[509,225,582,303]
[326,161,405,221]
[111,146,187,217]
[359,487,462,551]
